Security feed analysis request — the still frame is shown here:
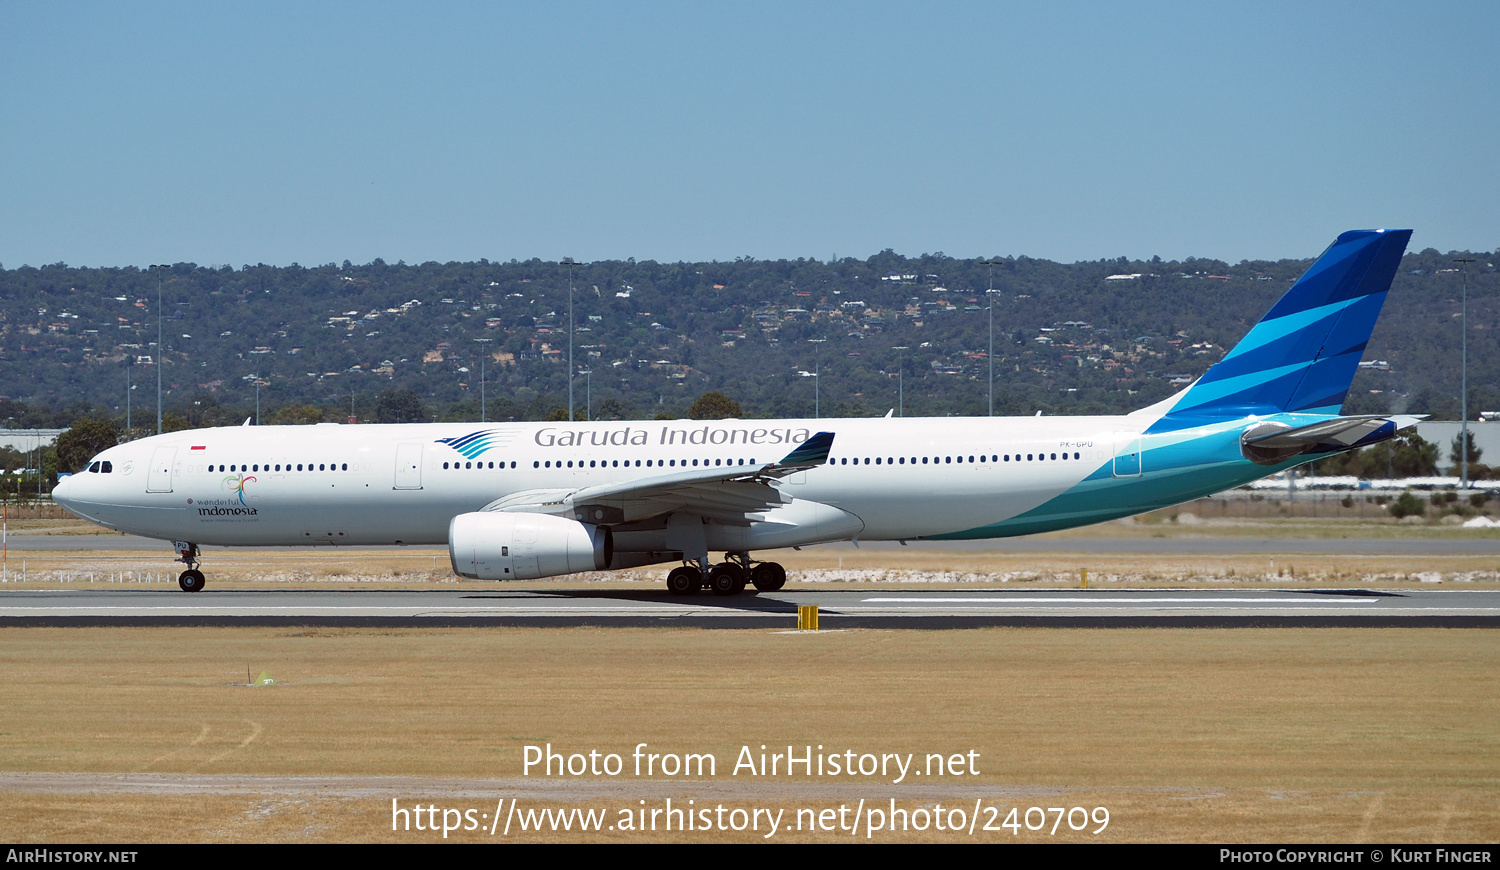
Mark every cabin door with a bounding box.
[1112,432,1142,478]
[394,443,423,490]
[147,446,176,492]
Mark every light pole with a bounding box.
[579,368,592,421]
[562,257,578,421]
[125,356,132,433]
[149,264,169,434]
[809,338,827,418]
[1456,257,1475,488]
[474,338,493,422]
[892,346,909,417]
[980,259,1004,416]
[254,380,260,425]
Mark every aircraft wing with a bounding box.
[481,431,836,525]
[1244,414,1423,451]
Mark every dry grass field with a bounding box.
[1,626,1497,842]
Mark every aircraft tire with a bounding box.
[708,563,745,596]
[666,566,701,596]
[750,562,786,592]
[178,569,206,593]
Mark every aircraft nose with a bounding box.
[52,473,77,510]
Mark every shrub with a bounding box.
[1389,491,1426,519]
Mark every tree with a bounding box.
[374,389,426,424]
[689,391,742,420]
[54,417,119,472]
[1387,431,1441,477]
[1451,433,1483,467]
[270,403,326,425]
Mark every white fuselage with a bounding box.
[52,412,1178,552]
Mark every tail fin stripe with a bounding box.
[1197,309,1345,384]
[1216,299,1350,365]
[1170,366,1307,416]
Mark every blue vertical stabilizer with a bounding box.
[1148,229,1411,432]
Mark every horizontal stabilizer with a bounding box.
[1240,414,1420,465]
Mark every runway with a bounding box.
[3,587,1498,628]
[6,530,1499,555]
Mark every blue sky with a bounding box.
[2,2,1496,267]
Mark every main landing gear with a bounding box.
[173,541,205,593]
[665,553,786,597]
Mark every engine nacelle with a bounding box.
[449,511,611,580]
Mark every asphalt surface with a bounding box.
[7,531,1500,555]
[3,587,1497,628]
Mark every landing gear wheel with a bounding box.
[709,563,746,596]
[178,569,206,593]
[750,562,786,592]
[666,566,702,596]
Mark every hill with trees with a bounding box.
[0,244,1493,436]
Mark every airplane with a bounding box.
[53,229,1416,595]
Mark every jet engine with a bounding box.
[449,511,612,580]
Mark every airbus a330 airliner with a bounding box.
[54,229,1416,595]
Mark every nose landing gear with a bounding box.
[172,541,205,593]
